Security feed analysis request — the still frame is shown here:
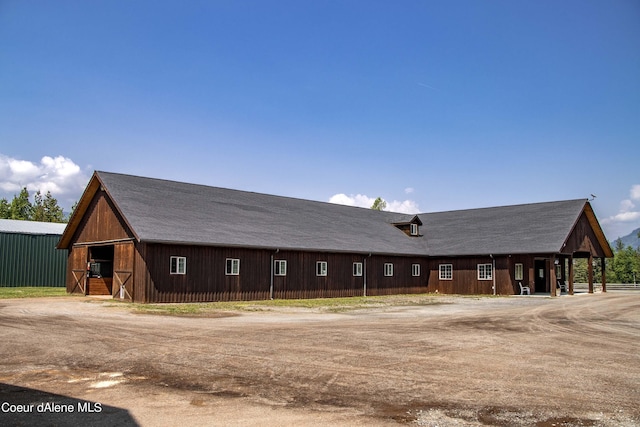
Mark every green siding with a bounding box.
[0,232,67,287]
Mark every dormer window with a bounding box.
[391,215,423,237]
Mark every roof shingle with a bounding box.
[92,171,590,257]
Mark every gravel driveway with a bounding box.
[1,293,638,426]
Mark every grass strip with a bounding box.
[0,287,68,299]
[124,294,447,316]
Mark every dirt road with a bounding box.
[0,293,639,426]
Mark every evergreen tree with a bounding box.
[0,198,9,219]
[2,188,66,223]
[32,190,46,221]
[43,191,65,222]
[66,200,78,222]
[9,187,32,220]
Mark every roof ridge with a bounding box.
[420,198,587,216]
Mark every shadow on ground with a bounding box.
[0,383,138,427]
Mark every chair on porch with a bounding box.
[518,282,531,295]
[557,279,567,293]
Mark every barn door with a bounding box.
[113,243,135,301]
[69,246,89,294]
[114,270,133,301]
[71,269,87,294]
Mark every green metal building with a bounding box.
[0,219,67,287]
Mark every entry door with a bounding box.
[534,259,547,293]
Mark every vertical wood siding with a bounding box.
[272,251,365,299]
[133,242,150,303]
[427,256,509,295]
[509,254,536,293]
[137,246,430,303]
[365,255,428,296]
[141,245,271,303]
[427,257,493,295]
[563,212,608,257]
[71,189,132,244]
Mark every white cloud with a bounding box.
[387,199,420,214]
[620,199,635,213]
[329,193,420,214]
[606,211,640,223]
[0,154,89,207]
[328,193,376,208]
[600,184,640,239]
[404,187,414,194]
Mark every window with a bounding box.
[316,261,327,276]
[170,256,186,275]
[410,223,419,236]
[412,263,421,277]
[478,263,493,280]
[384,263,394,277]
[226,258,240,275]
[515,263,523,281]
[353,262,363,277]
[274,260,287,276]
[439,264,452,280]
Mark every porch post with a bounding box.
[560,256,567,294]
[550,256,557,297]
[588,254,594,294]
[568,255,574,295]
[601,257,607,293]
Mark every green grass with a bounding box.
[0,287,68,299]
[123,293,448,317]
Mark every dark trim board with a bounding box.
[58,171,614,303]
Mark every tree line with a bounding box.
[573,233,640,284]
[607,236,640,283]
[0,187,70,223]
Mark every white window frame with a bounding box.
[515,263,523,281]
[170,256,186,275]
[410,223,419,236]
[226,258,240,276]
[384,263,394,277]
[439,264,452,280]
[412,263,421,277]
[316,261,327,276]
[274,260,287,276]
[353,262,363,277]
[478,263,493,280]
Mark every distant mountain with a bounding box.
[612,227,640,250]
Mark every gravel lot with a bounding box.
[0,293,639,426]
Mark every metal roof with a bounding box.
[0,219,67,235]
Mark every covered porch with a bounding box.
[542,200,614,297]
[543,252,609,297]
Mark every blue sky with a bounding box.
[1,0,639,239]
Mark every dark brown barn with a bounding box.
[57,172,612,303]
